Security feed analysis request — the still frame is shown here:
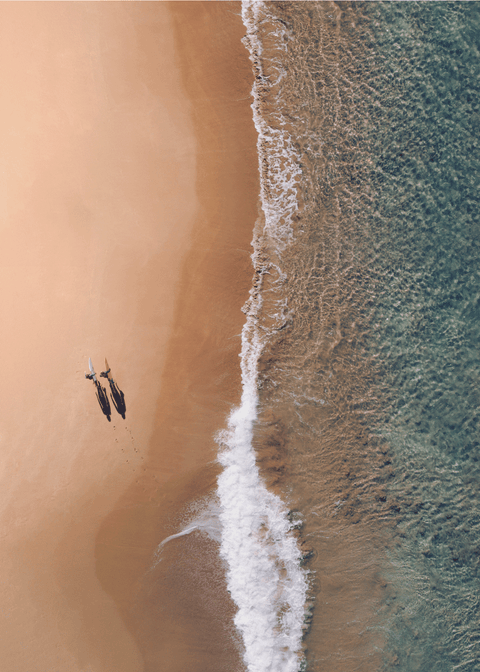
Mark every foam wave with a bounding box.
[242,0,302,253]
[151,497,222,567]
[215,3,308,670]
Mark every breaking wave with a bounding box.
[215,3,308,671]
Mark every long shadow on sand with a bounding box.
[108,380,126,419]
[95,381,112,422]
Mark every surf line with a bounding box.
[215,3,308,672]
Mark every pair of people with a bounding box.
[85,358,126,420]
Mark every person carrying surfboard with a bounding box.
[100,358,126,419]
[84,358,111,421]
[84,357,98,382]
[100,358,111,380]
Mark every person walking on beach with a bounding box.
[100,358,127,419]
[84,357,98,383]
[85,358,111,421]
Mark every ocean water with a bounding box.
[215,2,480,672]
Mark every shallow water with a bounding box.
[222,2,480,670]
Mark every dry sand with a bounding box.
[0,3,257,671]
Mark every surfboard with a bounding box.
[104,358,112,380]
[88,358,97,383]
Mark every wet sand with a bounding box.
[0,3,256,671]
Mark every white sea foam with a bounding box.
[216,315,308,672]
[215,3,308,671]
[152,497,222,566]
[242,0,302,253]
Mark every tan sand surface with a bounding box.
[0,3,256,671]
[95,4,258,671]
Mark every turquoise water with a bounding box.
[364,4,480,670]
[244,2,480,670]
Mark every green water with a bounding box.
[247,2,480,670]
[364,3,480,670]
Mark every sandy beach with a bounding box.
[0,3,257,671]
